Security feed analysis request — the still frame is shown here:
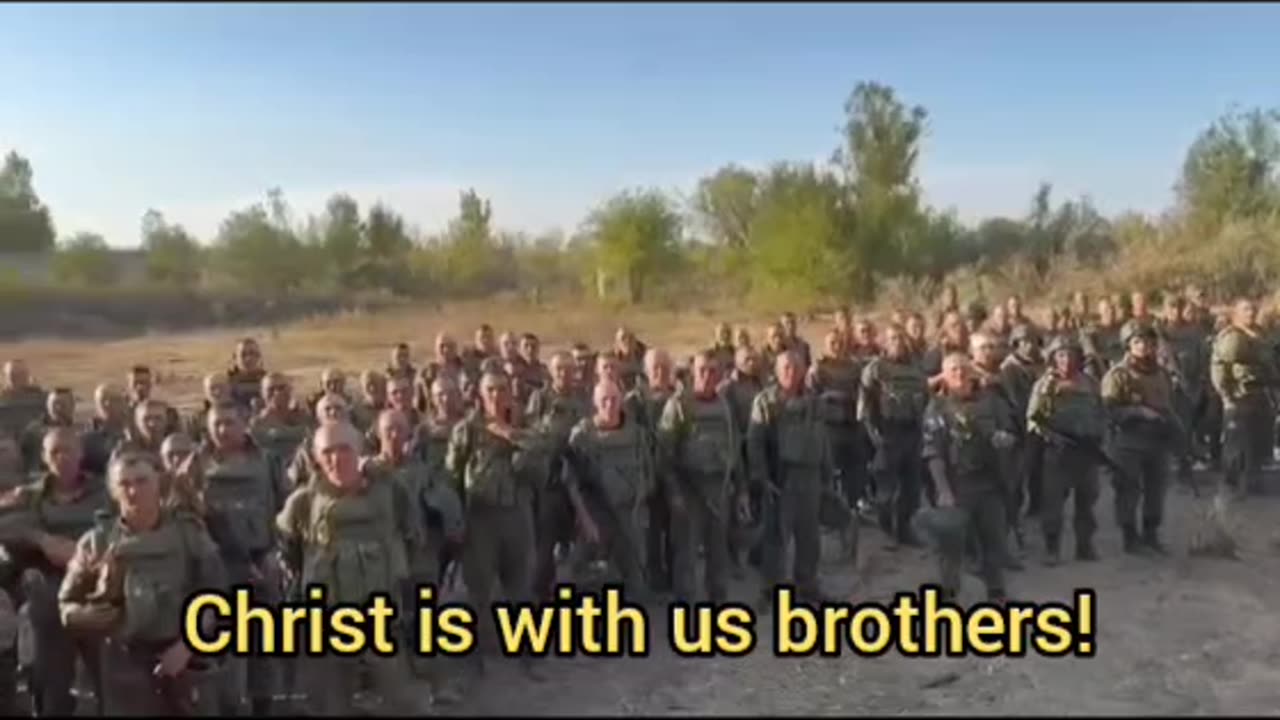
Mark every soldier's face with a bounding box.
[647,359,673,389]
[162,441,194,473]
[363,377,386,403]
[316,439,360,487]
[972,338,997,366]
[206,380,230,403]
[210,411,245,450]
[390,381,414,410]
[942,359,969,391]
[1098,302,1116,325]
[766,328,784,349]
[1132,294,1148,316]
[324,376,345,395]
[438,339,458,360]
[44,435,82,479]
[905,318,924,340]
[1053,350,1077,374]
[1236,302,1258,327]
[481,379,511,418]
[739,352,759,376]
[781,315,797,335]
[596,357,619,383]
[824,333,844,358]
[716,325,732,345]
[49,393,74,420]
[393,347,410,367]
[476,329,496,352]
[3,363,28,388]
[991,307,1008,328]
[237,343,262,372]
[693,359,720,396]
[594,385,622,424]
[1179,304,1197,324]
[379,417,410,457]
[1130,337,1153,359]
[432,385,459,417]
[318,399,347,423]
[734,329,750,348]
[520,338,538,361]
[777,355,803,392]
[266,380,292,410]
[130,373,152,400]
[98,390,126,420]
[854,323,873,346]
[112,461,161,519]
[1006,297,1022,317]
[884,330,906,358]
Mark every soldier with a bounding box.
[416,377,467,586]
[459,324,497,379]
[82,384,130,477]
[276,422,427,715]
[193,403,285,714]
[1006,295,1031,329]
[1027,335,1106,565]
[58,449,227,716]
[1159,295,1210,485]
[859,325,929,547]
[779,312,811,369]
[750,351,834,605]
[159,433,195,477]
[120,399,176,458]
[366,375,420,455]
[807,329,865,561]
[903,313,928,365]
[186,372,231,445]
[923,310,971,380]
[20,388,78,474]
[1101,323,1178,554]
[227,338,267,414]
[363,409,463,701]
[1070,291,1092,329]
[571,343,597,391]
[659,352,741,603]
[0,428,110,715]
[625,349,680,591]
[387,342,416,384]
[709,323,737,375]
[850,319,881,363]
[915,353,1017,603]
[1082,297,1124,380]
[417,333,466,415]
[525,352,590,600]
[0,360,46,440]
[934,284,962,330]
[1184,284,1216,336]
[518,333,550,395]
[284,392,351,490]
[984,305,1013,351]
[447,373,544,677]
[1110,291,1132,324]
[1211,298,1278,496]
[1182,299,1222,469]
[721,347,765,569]
[732,326,752,352]
[125,365,181,438]
[999,324,1044,536]
[351,369,388,434]
[306,368,349,415]
[614,328,648,392]
[760,323,788,385]
[249,372,314,479]
[1130,290,1153,326]
[564,381,653,596]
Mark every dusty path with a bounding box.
[446,475,1280,716]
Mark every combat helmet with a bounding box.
[1119,320,1158,347]
[1045,333,1083,358]
[1009,323,1041,347]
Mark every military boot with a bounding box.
[1142,522,1166,555]
[1122,525,1145,554]
[1042,533,1061,567]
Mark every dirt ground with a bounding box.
[5,302,1280,716]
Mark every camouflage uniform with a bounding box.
[447,415,544,652]
[415,415,465,582]
[59,510,227,716]
[524,386,590,599]
[721,371,763,566]
[998,327,1043,529]
[748,386,832,600]
[1027,345,1106,561]
[227,367,266,414]
[1159,320,1209,480]
[1101,333,1177,551]
[249,406,314,480]
[82,416,129,478]
[19,414,77,476]
[564,414,654,594]
[1210,325,1277,495]
[625,383,679,590]
[807,353,866,555]
[915,381,1013,601]
[0,473,110,715]
[192,441,287,714]
[858,356,929,545]
[276,470,423,715]
[657,389,740,603]
[1081,322,1124,381]
[709,343,737,377]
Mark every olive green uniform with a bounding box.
[19,415,78,475]
[416,416,465,583]
[227,367,266,415]
[0,474,110,715]
[523,386,590,600]
[1210,325,1277,495]
[447,416,544,652]
[657,390,740,603]
[808,355,866,521]
[748,387,832,600]
[1027,370,1106,559]
[916,384,1013,600]
[564,415,654,594]
[192,443,287,714]
[59,510,227,716]
[721,372,764,566]
[999,349,1043,526]
[625,384,678,590]
[1081,323,1124,380]
[276,473,424,716]
[249,407,314,480]
[858,357,928,544]
[1101,355,1177,548]
[82,417,129,478]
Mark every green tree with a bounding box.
[442,189,509,296]
[583,188,683,304]
[211,189,307,294]
[141,209,202,286]
[353,202,414,292]
[0,151,57,252]
[692,165,759,249]
[1177,106,1280,234]
[320,193,363,288]
[833,81,929,296]
[51,232,118,286]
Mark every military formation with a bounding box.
[0,282,1272,716]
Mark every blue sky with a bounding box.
[3,3,1279,247]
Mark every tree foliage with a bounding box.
[1177,107,1280,235]
[583,189,683,304]
[210,189,309,294]
[141,209,202,286]
[0,151,56,252]
[52,232,118,286]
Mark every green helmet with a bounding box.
[1120,320,1157,347]
[1009,323,1041,346]
[1045,333,1083,357]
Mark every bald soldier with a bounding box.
[285,392,352,490]
[81,384,130,477]
[709,323,736,375]
[306,368,350,416]
[416,377,468,585]
[118,398,177,458]
[447,372,545,676]
[750,350,835,605]
[417,333,466,415]
[19,388,78,474]
[276,422,427,715]
[721,346,766,570]
[227,338,267,413]
[386,342,416,384]
[0,360,46,441]
[124,365,181,438]
[1211,298,1279,496]
[807,328,866,560]
[351,370,388,434]
[250,371,315,479]
[186,372,232,445]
